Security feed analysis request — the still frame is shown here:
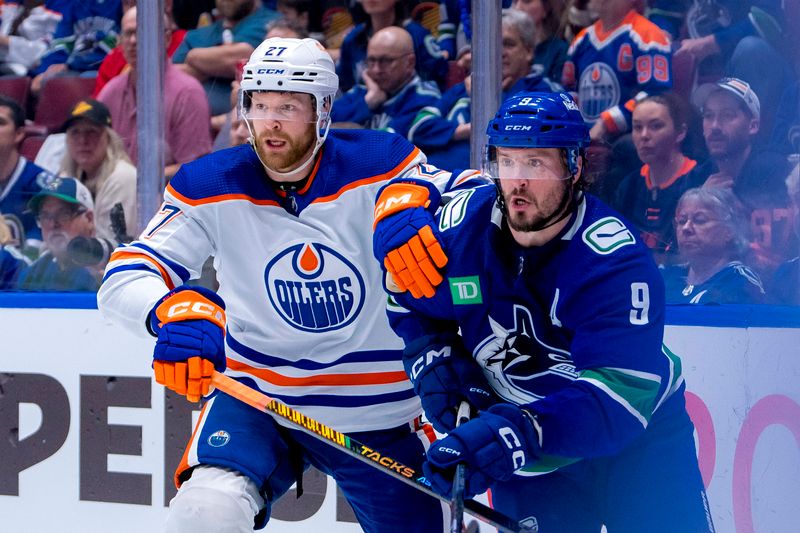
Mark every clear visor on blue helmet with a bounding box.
[484,146,572,181]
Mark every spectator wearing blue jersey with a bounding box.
[662,187,765,304]
[172,0,277,116]
[512,0,569,81]
[408,8,562,169]
[767,161,800,305]
[337,0,447,92]
[0,95,55,247]
[332,26,440,138]
[13,176,101,291]
[562,0,672,142]
[31,0,123,95]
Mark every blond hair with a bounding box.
[60,127,133,198]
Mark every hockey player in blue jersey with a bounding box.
[98,37,480,533]
[375,92,715,532]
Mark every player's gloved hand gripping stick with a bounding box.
[210,371,526,533]
[148,286,227,403]
[373,178,448,298]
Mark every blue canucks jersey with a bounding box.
[388,185,686,463]
[332,75,441,138]
[0,156,55,243]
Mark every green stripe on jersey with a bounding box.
[579,367,662,426]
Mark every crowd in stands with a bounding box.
[0,0,798,306]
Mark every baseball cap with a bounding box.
[60,99,112,132]
[693,77,760,122]
[27,177,94,213]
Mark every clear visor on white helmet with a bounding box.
[483,146,571,181]
[238,90,318,123]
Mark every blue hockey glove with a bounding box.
[403,334,499,433]
[148,286,227,402]
[373,178,447,299]
[423,403,542,498]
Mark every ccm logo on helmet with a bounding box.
[256,68,285,74]
[167,301,224,322]
[505,125,532,131]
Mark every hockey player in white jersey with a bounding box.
[97,37,478,532]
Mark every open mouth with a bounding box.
[265,139,287,149]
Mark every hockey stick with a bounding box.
[450,401,471,533]
[210,372,522,533]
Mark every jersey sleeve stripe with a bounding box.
[130,242,191,282]
[228,359,409,387]
[227,332,406,370]
[310,146,424,205]
[102,263,164,283]
[108,250,177,289]
[165,183,282,208]
[578,366,662,427]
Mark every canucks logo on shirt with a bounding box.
[474,305,578,403]
[265,242,365,333]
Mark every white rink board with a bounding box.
[1,306,798,533]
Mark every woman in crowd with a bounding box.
[512,0,569,80]
[661,187,766,304]
[60,99,136,243]
[614,93,703,265]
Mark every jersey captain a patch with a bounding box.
[264,241,366,332]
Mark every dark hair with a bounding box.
[637,92,689,131]
[636,92,707,160]
[0,95,25,129]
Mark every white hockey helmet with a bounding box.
[239,37,339,150]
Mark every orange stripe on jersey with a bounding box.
[311,147,423,205]
[228,359,409,387]
[109,251,176,289]
[174,400,210,488]
[166,183,282,208]
[453,170,482,186]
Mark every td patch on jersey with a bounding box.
[265,242,365,332]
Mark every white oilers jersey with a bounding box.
[98,129,477,432]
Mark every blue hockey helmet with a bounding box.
[485,92,590,176]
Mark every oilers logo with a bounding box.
[265,242,365,333]
[474,305,578,403]
[208,430,231,447]
[577,62,620,121]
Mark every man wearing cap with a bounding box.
[690,77,792,272]
[60,98,137,243]
[9,177,101,291]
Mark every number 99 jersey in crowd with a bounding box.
[388,183,688,463]
[97,128,478,434]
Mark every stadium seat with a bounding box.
[671,49,697,101]
[19,134,46,161]
[445,60,466,89]
[0,76,31,109]
[412,2,441,36]
[33,76,97,133]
